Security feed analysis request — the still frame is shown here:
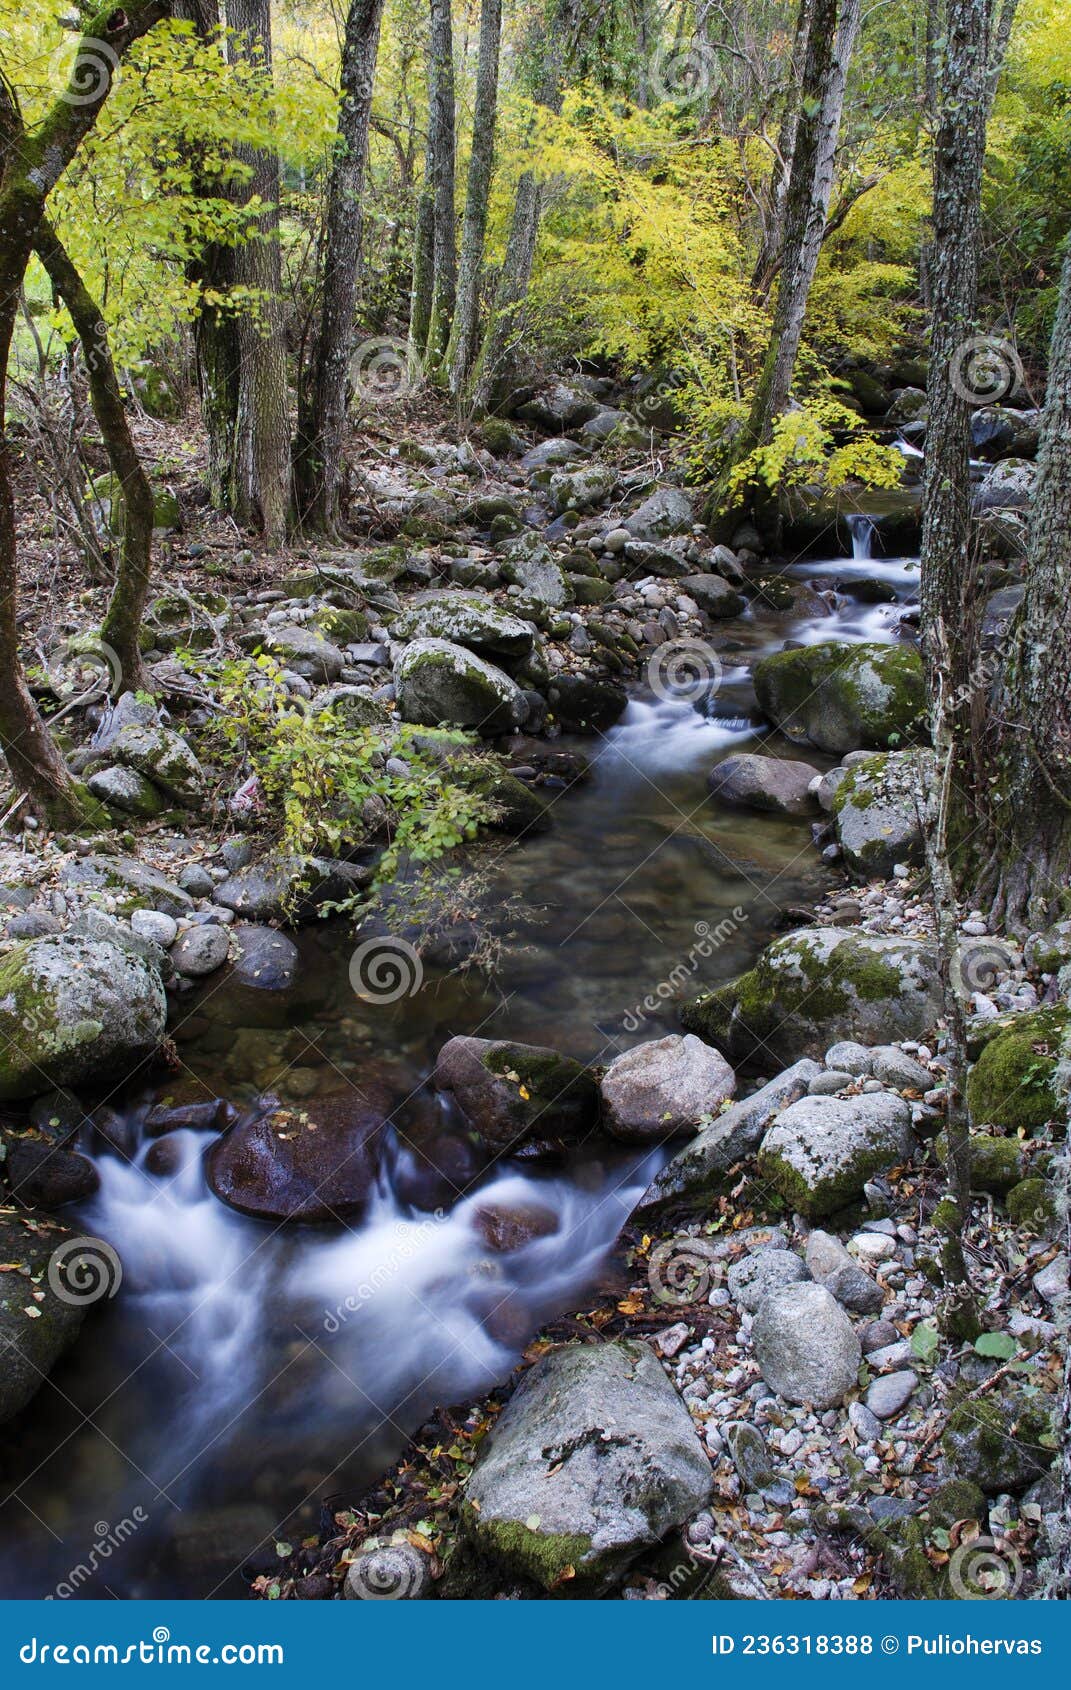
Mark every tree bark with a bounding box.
[445,0,501,393]
[751,0,816,300]
[34,219,153,696]
[293,0,387,533]
[735,0,862,458]
[424,0,458,368]
[0,4,169,827]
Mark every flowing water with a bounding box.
[0,525,921,1599]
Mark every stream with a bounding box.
[0,530,921,1599]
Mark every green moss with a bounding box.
[966,1007,1068,1134]
[935,1131,1025,1193]
[461,1503,595,1593]
[758,1139,907,1219]
[1006,1176,1057,1228]
[942,1391,1055,1492]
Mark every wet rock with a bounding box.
[682,926,941,1067]
[472,1202,559,1252]
[463,1339,711,1594]
[229,925,300,991]
[206,1096,384,1223]
[727,1247,809,1313]
[759,1093,914,1217]
[804,1229,884,1313]
[1,1136,99,1207]
[752,1283,861,1409]
[0,935,166,1102]
[707,753,820,817]
[547,674,627,732]
[434,1036,599,1151]
[344,1542,433,1600]
[831,749,931,878]
[394,639,529,735]
[600,1033,735,1143]
[635,1059,822,1213]
[144,1099,228,1136]
[753,642,926,753]
[172,924,231,978]
[390,592,535,661]
[0,1212,88,1423]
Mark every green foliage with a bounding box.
[205,654,496,883]
[725,397,905,498]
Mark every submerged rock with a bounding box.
[682,926,940,1067]
[0,935,166,1102]
[547,674,627,733]
[753,642,926,753]
[434,1036,599,1151]
[0,1212,89,1424]
[599,1033,735,1143]
[462,1339,710,1594]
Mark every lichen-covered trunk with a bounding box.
[445,0,501,394]
[293,0,386,533]
[424,0,458,369]
[737,0,861,458]
[34,219,153,696]
[751,0,816,299]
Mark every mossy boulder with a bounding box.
[682,926,940,1068]
[433,1036,599,1150]
[935,1130,1026,1194]
[0,1212,89,1423]
[390,591,535,661]
[965,1007,1068,1134]
[141,590,229,653]
[877,1479,988,1599]
[0,935,166,1102]
[109,722,205,806]
[941,1390,1055,1492]
[831,748,932,877]
[88,472,179,534]
[394,638,530,736]
[313,605,369,646]
[1006,1176,1057,1229]
[759,1092,914,1217]
[462,1340,711,1595]
[752,641,927,753]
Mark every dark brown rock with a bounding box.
[472,1202,559,1253]
[434,1037,599,1150]
[206,1094,385,1222]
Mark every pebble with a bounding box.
[865,1370,917,1420]
[848,1401,882,1441]
[130,909,178,947]
[850,1233,897,1262]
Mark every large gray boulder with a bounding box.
[832,749,932,877]
[752,641,927,753]
[599,1034,735,1143]
[516,383,600,432]
[0,1212,89,1423]
[434,1036,599,1150]
[394,638,529,734]
[625,487,694,539]
[682,926,941,1067]
[463,1340,711,1593]
[0,935,166,1102]
[254,625,344,683]
[759,1092,914,1217]
[707,753,820,817]
[752,1283,861,1408]
[677,574,746,617]
[634,1059,822,1214]
[390,592,534,662]
[973,458,1036,514]
[110,722,205,806]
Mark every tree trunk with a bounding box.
[920,0,993,847]
[226,0,290,546]
[0,4,169,827]
[424,0,458,368]
[735,0,861,458]
[986,238,1071,929]
[34,220,153,696]
[751,0,816,299]
[445,0,501,393]
[293,0,387,533]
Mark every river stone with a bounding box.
[549,464,617,515]
[516,382,600,432]
[752,642,926,753]
[519,438,590,472]
[866,1370,917,1420]
[254,625,344,683]
[229,925,300,991]
[395,638,529,735]
[206,1095,383,1223]
[463,1339,710,1594]
[973,457,1036,513]
[0,1212,88,1423]
[831,749,931,877]
[109,723,205,806]
[682,926,941,1067]
[212,854,364,923]
[941,1389,1054,1492]
[804,1229,884,1313]
[751,1283,861,1408]
[390,592,534,661]
[548,674,628,733]
[0,935,166,1102]
[825,1041,931,1090]
[707,753,820,817]
[129,910,178,948]
[602,1036,734,1144]
[677,574,746,617]
[634,1059,822,1214]
[1,1135,99,1208]
[434,1036,599,1150]
[500,550,570,607]
[758,1093,914,1217]
[172,924,231,978]
[471,1202,559,1253]
[625,487,694,540]
[61,854,193,919]
[86,764,165,818]
[727,1248,809,1313]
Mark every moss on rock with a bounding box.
[965,1007,1068,1134]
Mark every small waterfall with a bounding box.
[846,512,876,560]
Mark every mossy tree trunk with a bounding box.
[34,220,153,696]
[445,0,501,394]
[293,0,386,533]
[0,4,169,828]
